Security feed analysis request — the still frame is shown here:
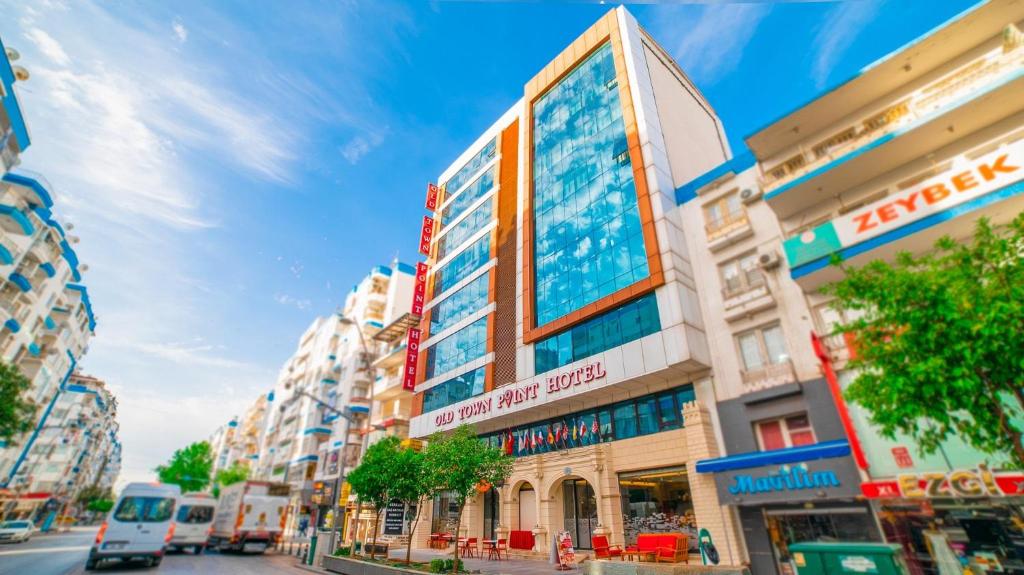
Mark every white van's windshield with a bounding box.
[113,496,175,523]
[176,504,214,524]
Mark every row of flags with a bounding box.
[498,415,604,455]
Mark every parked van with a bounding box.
[168,492,215,554]
[87,482,180,570]
[208,481,289,553]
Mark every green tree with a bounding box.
[212,462,249,497]
[346,436,400,559]
[155,441,213,493]
[424,425,513,574]
[0,361,35,445]
[824,215,1024,467]
[86,499,114,514]
[390,445,431,565]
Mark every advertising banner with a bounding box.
[383,500,406,535]
[784,139,1024,268]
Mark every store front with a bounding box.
[863,468,1024,573]
[700,440,881,575]
[619,466,697,551]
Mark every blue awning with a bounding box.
[4,318,20,333]
[0,242,11,265]
[2,174,53,208]
[0,204,34,235]
[349,405,370,414]
[44,316,56,329]
[27,343,40,356]
[695,440,851,474]
[39,263,55,277]
[8,272,31,292]
[65,283,96,331]
[321,378,337,385]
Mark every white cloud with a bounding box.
[811,0,883,88]
[275,294,312,311]
[24,27,70,66]
[341,130,386,165]
[172,19,188,44]
[651,3,771,85]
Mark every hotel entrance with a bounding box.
[562,478,598,549]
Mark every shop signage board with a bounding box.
[554,530,576,570]
[418,216,435,256]
[784,139,1024,268]
[714,456,862,505]
[402,328,421,391]
[383,500,406,535]
[411,262,428,316]
[428,360,607,429]
[861,466,1024,499]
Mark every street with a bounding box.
[0,527,312,575]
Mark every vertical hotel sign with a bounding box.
[403,328,421,391]
[425,183,440,211]
[419,216,434,256]
[412,262,428,316]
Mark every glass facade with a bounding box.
[425,317,488,379]
[443,138,496,197]
[436,200,492,260]
[421,366,486,414]
[433,235,490,295]
[534,293,660,374]
[430,274,489,335]
[481,384,694,458]
[619,467,697,548]
[442,165,496,228]
[532,42,648,327]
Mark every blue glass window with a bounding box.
[442,165,496,228]
[422,367,486,414]
[534,293,660,374]
[433,235,490,295]
[425,317,488,379]
[443,138,496,198]
[480,384,694,458]
[430,274,489,335]
[437,200,493,260]
[532,42,649,327]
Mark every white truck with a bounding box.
[207,481,289,554]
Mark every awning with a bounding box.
[695,440,851,474]
[0,204,34,235]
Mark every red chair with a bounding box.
[487,538,508,560]
[592,535,623,560]
[459,537,479,558]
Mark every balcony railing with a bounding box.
[762,40,1024,190]
[722,281,769,305]
[740,359,796,389]
[705,211,750,241]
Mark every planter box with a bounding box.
[323,555,424,575]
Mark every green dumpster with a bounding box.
[788,542,908,575]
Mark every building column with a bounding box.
[683,400,746,566]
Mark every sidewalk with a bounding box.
[296,547,581,575]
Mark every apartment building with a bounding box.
[680,1,1024,573]
[254,261,414,536]
[0,35,31,175]
[0,373,119,525]
[208,418,239,477]
[209,393,270,480]
[407,7,748,563]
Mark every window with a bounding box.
[425,317,488,379]
[619,467,696,547]
[704,192,744,232]
[532,42,648,327]
[756,414,816,451]
[432,236,490,295]
[720,253,763,296]
[737,323,789,371]
[437,200,492,260]
[421,367,486,413]
[443,139,496,202]
[430,274,489,335]
[534,293,659,374]
[176,505,214,524]
[113,496,175,523]
[441,165,496,230]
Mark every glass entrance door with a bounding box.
[483,487,499,540]
[562,479,598,549]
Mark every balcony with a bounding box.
[0,235,17,265]
[722,282,776,322]
[372,373,408,402]
[762,40,1024,218]
[740,359,796,391]
[705,211,754,252]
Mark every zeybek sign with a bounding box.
[431,361,606,428]
[785,139,1024,268]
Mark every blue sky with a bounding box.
[0,0,976,485]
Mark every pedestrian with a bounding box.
[299,516,309,538]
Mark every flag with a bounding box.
[592,415,600,440]
[547,425,555,445]
[561,421,569,443]
[505,431,513,455]
[572,422,578,442]
[580,419,588,437]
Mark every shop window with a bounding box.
[656,392,679,430]
[736,323,789,371]
[755,413,816,451]
[613,403,638,440]
[636,398,658,435]
[618,467,696,548]
[430,491,462,535]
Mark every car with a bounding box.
[87,482,180,570]
[0,520,34,543]
[168,492,215,554]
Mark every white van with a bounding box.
[87,482,180,570]
[168,492,215,554]
[208,481,289,553]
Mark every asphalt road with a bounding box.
[0,527,312,575]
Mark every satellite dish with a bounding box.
[12,66,29,82]
[5,47,19,61]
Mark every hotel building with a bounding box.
[408,7,746,563]
[253,261,414,535]
[680,0,1024,573]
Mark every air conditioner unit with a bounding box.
[739,187,763,204]
[758,251,782,270]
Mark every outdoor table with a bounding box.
[482,539,498,559]
[624,547,655,562]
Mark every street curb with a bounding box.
[293,561,331,575]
